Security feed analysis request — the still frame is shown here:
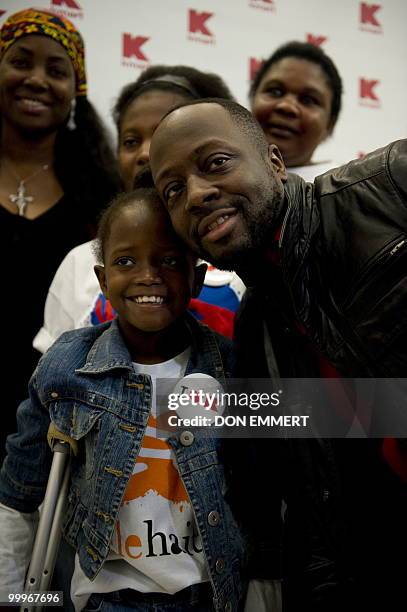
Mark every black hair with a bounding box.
[249,41,343,129]
[159,98,269,158]
[54,96,121,230]
[133,165,155,189]
[112,64,234,132]
[93,187,163,263]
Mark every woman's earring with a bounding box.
[68,99,76,130]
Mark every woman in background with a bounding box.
[250,40,343,181]
[0,8,120,459]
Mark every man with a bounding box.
[149,99,407,610]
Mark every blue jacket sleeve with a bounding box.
[0,373,52,513]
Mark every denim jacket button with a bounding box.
[180,431,194,446]
[50,391,59,399]
[225,602,232,612]
[208,510,220,526]
[215,557,225,573]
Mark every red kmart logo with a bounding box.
[359,78,380,107]
[249,57,264,82]
[188,9,215,44]
[249,0,275,12]
[306,34,327,47]
[122,34,150,69]
[359,3,382,33]
[52,0,81,7]
[50,0,83,18]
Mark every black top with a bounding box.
[0,196,91,459]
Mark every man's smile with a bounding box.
[198,207,238,238]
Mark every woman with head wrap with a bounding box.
[0,8,119,458]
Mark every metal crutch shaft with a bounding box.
[22,440,70,612]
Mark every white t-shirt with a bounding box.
[71,347,209,612]
[289,159,340,182]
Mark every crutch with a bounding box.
[21,423,77,612]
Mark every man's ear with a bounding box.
[192,262,207,298]
[268,144,288,183]
[94,265,109,299]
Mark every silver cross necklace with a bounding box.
[4,160,50,217]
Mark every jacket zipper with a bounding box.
[342,237,407,309]
[390,238,407,256]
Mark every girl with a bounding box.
[0,189,244,611]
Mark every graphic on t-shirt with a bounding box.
[122,417,189,505]
[112,414,207,588]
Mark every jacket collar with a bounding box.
[76,319,134,375]
[280,174,317,288]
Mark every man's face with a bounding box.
[150,103,287,270]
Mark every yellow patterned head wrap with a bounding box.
[0,8,87,96]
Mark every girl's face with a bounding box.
[0,34,75,135]
[118,90,189,191]
[251,57,333,167]
[95,201,199,342]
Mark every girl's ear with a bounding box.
[94,265,109,299]
[192,263,207,298]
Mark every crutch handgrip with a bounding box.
[47,422,78,456]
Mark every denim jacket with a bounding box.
[0,315,244,611]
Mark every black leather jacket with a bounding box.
[281,139,407,376]
[234,140,407,610]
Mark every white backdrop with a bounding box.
[3,0,407,164]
